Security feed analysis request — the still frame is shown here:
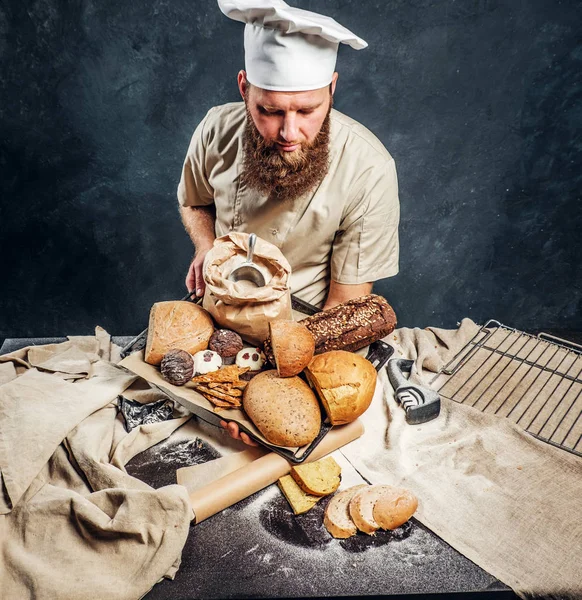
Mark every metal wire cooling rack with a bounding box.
[430,320,582,457]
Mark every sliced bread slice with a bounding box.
[290,456,341,496]
[323,484,369,539]
[349,485,396,535]
[278,475,321,515]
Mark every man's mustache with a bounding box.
[241,102,332,201]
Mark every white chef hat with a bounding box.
[218,0,368,92]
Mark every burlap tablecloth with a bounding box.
[0,330,194,600]
[341,319,582,599]
[2,321,581,599]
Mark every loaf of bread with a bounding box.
[144,301,215,365]
[301,294,396,354]
[242,370,321,447]
[323,484,368,539]
[324,484,418,538]
[290,456,341,496]
[263,295,396,363]
[269,320,315,377]
[305,350,377,425]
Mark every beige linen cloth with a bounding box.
[173,319,582,598]
[340,319,582,599]
[0,330,194,600]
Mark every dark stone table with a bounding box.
[5,334,556,600]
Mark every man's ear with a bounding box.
[330,72,339,96]
[237,70,248,100]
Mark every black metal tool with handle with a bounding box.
[386,358,441,424]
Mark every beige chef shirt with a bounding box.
[178,102,399,307]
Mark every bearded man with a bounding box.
[178,0,400,311]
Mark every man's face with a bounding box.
[245,83,333,156]
[238,71,337,201]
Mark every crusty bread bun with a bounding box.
[373,486,418,530]
[269,320,315,377]
[144,301,214,365]
[349,485,417,535]
[305,351,377,425]
[242,370,321,447]
[323,484,368,539]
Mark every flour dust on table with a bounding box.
[126,437,221,490]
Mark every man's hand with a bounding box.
[179,205,216,296]
[323,280,373,310]
[186,247,212,297]
[219,420,259,446]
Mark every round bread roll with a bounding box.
[243,370,321,447]
[305,350,377,425]
[160,349,194,386]
[323,484,369,539]
[269,320,315,378]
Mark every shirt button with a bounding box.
[271,228,278,236]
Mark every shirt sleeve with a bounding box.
[331,156,400,284]
[177,110,215,207]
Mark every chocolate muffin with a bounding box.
[208,329,244,364]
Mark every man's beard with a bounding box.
[241,103,331,202]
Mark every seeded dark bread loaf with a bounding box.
[303,294,396,354]
[263,295,396,363]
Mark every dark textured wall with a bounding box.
[0,0,580,338]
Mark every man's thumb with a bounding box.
[194,261,205,296]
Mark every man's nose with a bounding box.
[280,114,299,142]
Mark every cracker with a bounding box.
[199,391,241,408]
[191,365,249,384]
[196,385,242,404]
[207,382,243,397]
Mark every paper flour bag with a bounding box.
[202,232,292,345]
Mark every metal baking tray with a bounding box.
[430,319,582,457]
[121,292,394,463]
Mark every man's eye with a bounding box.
[298,109,314,115]
[258,107,280,116]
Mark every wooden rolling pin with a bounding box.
[189,419,364,523]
